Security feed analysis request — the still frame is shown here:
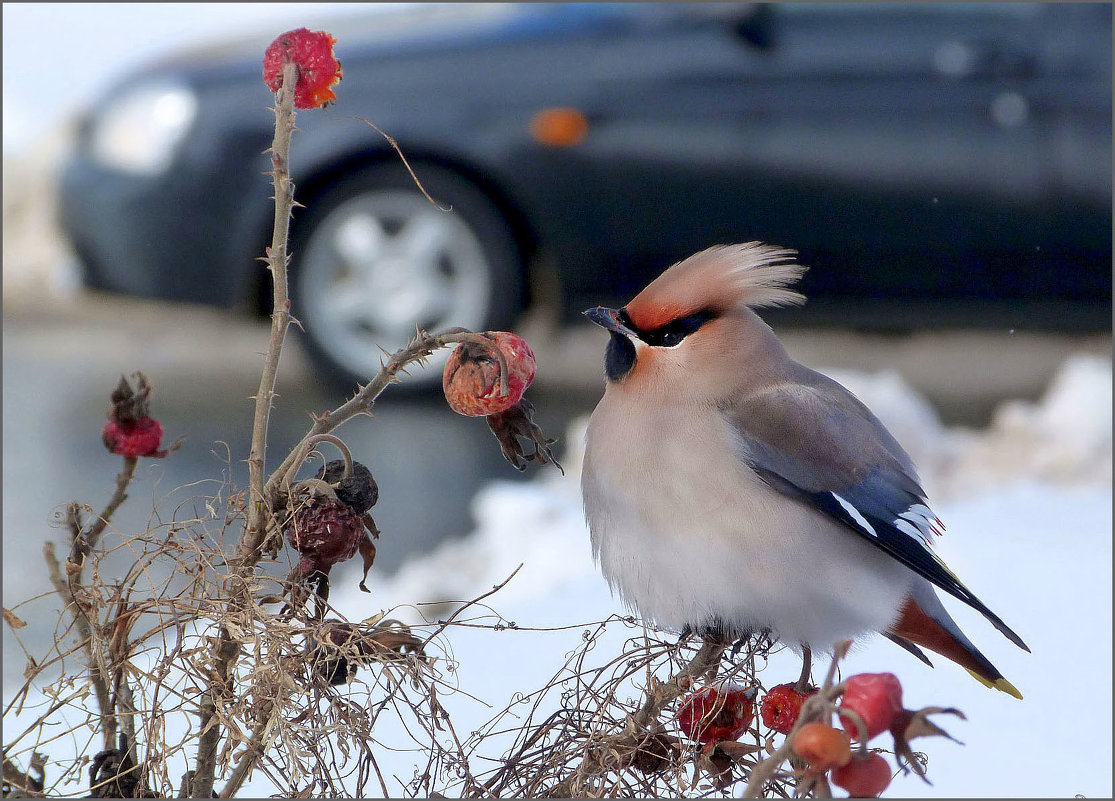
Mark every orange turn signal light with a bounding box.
[529,107,589,147]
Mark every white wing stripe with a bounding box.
[832,493,877,538]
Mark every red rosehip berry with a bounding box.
[443,332,536,417]
[839,673,903,741]
[262,28,342,109]
[283,497,365,577]
[792,722,852,771]
[760,683,817,734]
[676,683,756,745]
[830,752,893,797]
[102,372,170,458]
[102,417,165,458]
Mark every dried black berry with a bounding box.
[316,459,378,514]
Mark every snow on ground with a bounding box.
[326,352,1112,798]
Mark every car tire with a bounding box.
[289,162,525,392]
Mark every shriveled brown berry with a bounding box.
[312,621,360,686]
[282,497,365,576]
[443,332,536,417]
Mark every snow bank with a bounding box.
[935,354,1113,496]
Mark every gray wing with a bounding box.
[722,366,1028,651]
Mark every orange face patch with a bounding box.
[624,300,685,332]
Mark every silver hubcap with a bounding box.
[298,190,493,380]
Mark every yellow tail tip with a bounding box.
[965,668,1023,699]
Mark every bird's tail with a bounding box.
[887,586,1023,700]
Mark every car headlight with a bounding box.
[88,80,198,175]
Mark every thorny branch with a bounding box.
[193,46,520,792]
[194,328,516,793]
[244,58,299,560]
[263,328,510,510]
[194,57,297,799]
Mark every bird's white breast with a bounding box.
[581,392,912,649]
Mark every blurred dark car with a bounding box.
[58,2,1112,388]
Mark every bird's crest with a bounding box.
[625,242,807,331]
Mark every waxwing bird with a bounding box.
[581,243,1029,697]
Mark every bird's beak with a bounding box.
[583,306,637,338]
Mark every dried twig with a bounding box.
[70,457,138,571]
[419,564,523,650]
[2,754,46,797]
[194,57,298,799]
[43,541,115,752]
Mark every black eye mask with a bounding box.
[621,308,718,348]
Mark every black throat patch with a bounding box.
[604,331,636,381]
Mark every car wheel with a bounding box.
[290,162,525,391]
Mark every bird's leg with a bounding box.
[795,645,813,691]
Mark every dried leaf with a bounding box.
[3,607,27,629]
[904,706,966,743]
[357,534,377,593]
[890,705,966,781]
[485,396,564,473]
[697,743,735,790]
[715,740,762,760]
[362,628,425,661]
[360,610,387,627]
